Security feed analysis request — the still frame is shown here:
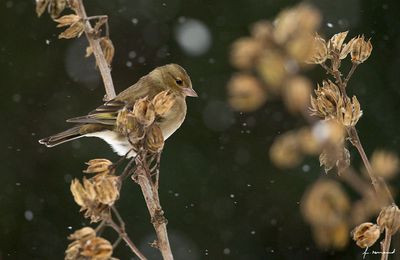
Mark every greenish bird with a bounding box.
[39,64,197,157]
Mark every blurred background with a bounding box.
[1,0,400,259]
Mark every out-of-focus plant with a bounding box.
[227,3,400,257]
[35,1,176,259]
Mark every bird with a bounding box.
[39,63,197,157]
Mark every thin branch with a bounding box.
[73,0,116,100]
[135,152,174,260]
[107,218,148,260]
[343,63,358,88]
[347,126,394,204]
[381,228,392,260]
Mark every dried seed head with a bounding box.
[319,146,350,175]
[327,31,348,54]
[371,150,400,179]
[99,37,115,67]
[312,119,345,145]
[92,175,120,205]
[301,180,350,227]
[269,131,302,168]
[66,229,114,260]
[351,222,381,248]
[351,36,373,64]
[283,76,312,113]
[81,237,113,259]
[145,124,164,154]
[70,176,118,222]
[59,21,85,39]
[227,73,267,112]
[286,34,315,62]
[313,221,349,249]
[68,227,96,242]
[133,97,156,127]
[152,90,176,118]
[250,20,273,43]
[257,51,287,90]
[83,159,113,175]
[48,0,66,19]
[54,14,81,27]
[306,34,328,64]
[230,37,263,70]
[310,80,342,118]
[273,4,321,44]
[36,0,50,17]
[377,205,400,235]
[297,127,320,155]
[337,96,362,127]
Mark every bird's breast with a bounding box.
[157,96,187,140]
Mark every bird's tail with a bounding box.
[39,126,83,147]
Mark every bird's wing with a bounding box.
[66,100,126,125]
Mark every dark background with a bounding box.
[1,0,400,259]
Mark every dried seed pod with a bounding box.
[327,31,348,54]
[257,51,287,90]
[337,96,362,127]
[99,37,115,67]
[48,0,66,19]
[230,37,263,70]
[306,34,328,64]
[269,131,302,168]
[371,150,400,179]
[68,227,96,242]
[310,80,342,118]
[313,221,349,249]
[297,127,320,155]
[377,205,400,235]
[283,76,312,113]
[59,21,85,39]
[54,14,80,27]
[92,175,120,205]
[351,36,373,64]
[152,90,176,117]
[250,20,273,43]
[145,124,164,154]
[133,97,155,127]
[81,237,113,259]
[83,159,113,175]
[286,34,315,62]
[36,0,50,17]
[319,146,350,175]
[301,180,350,227]
[351,222,381,248]
[227,73,267,112]
[312,119,345,145]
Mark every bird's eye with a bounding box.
[175,79,183,86]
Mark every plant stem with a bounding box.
[107,218,148,260]
[73,0,116,101]
[347,126,394,204]
[381,228,392,260]
[343,63,358,88]
[135,154,174,260]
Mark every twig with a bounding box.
[134,153,174,260]
[73,0,116,101]
[343,63,358,88]
[381,228,392,260]
[347,126,394,204]
[107,218,148,260]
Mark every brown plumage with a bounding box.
[39,64,197,157]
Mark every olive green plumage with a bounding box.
[39,64,197,156]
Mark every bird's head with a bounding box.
[158,64,198,98]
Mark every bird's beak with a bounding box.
[182,88,198,97]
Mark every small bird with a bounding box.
[39,64,197,157]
